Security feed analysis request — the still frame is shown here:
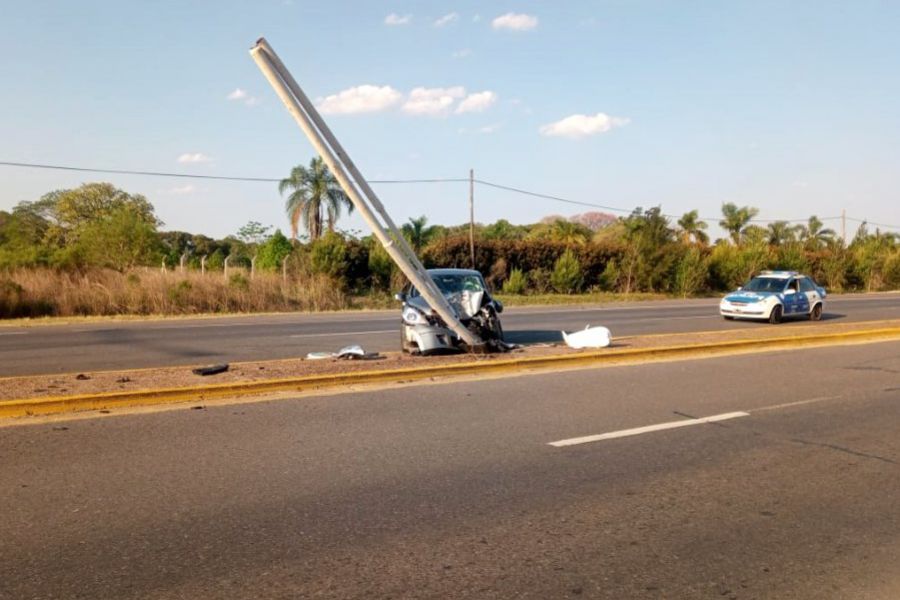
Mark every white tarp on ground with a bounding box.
[562,325,612,349]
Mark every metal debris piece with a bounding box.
[192,364,229,376]
[335,345,366,359]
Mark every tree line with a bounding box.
[1,158,899,299]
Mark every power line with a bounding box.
[2,159,896,230]
[475,177,843,225]
[0,161,467,185]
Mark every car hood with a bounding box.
[724,291,778,303]
[406,290,485,320]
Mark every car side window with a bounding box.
[787,279,799,292]
[799,278,815,293]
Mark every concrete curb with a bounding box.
[3,327,900,419]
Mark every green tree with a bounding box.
[676,210,709,245]
[256,229,293,271]
[309,231,349,280]
[74,205,162,271]
[279,157,352,241]
[719,203,759,245]
[367,238,395,290]
[674,246,709,298]
[550,249,584,294]
[798,215,836,250]
[401,215,437,253]
[236,221,273,246]
[766,221,798,246]
[548,219,591,245]
[51,183,158,245]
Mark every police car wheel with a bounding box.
[768,305,783,324]
[809,303,823,321]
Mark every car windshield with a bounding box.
[410,274,485,297]
[741,277,785,293]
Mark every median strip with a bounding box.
[1,322,899,420]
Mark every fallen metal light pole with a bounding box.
[249,38,484,350]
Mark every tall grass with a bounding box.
[0,268,349,319]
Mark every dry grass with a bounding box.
[0,268,349,319]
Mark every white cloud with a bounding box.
[456,90,498,114]
[492,12,539,31]
[316,85,403,115]
[177,153,212,164]
[384,13,411,26]
[539,113,630,139]
[227,87,259,106]
[162,184,196,195]
[452,48,473,59]
[434,12,459,27]
[402,86,466,116]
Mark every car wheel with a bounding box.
[769,305,783,324]
[491,311,504,341]
[809,303,823,321]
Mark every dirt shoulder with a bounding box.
[2,318,898,403]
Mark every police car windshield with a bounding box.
[410,274,485,297]
[742,277,785,293]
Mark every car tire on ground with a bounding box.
[769,305,783,324]
[489,309,504,341]
[809,303,823,321]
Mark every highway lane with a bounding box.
[2,342,899,598]
[0,292,897,376]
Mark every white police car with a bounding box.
[719,271,827,324]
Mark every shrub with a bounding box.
[310,232,348,281]
[228,273,250,291]
[502,268,528,294]
[550,249,584,294]
[674,247,708,298]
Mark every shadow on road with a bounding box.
[504,330,565,345]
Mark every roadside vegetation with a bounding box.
[1,163,899,319]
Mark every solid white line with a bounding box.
[0,331,27,336]
[548,411,750,447]
[289,329,396,339]
[753,396,840,412]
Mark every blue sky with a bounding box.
[2,0,899,240]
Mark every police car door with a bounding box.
[798,277,817,313]
[784,278,803,314]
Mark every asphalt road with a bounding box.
[2,342,899,598]
[0,292,897,376]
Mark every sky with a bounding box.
[1,0,899,241]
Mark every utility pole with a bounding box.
[841,209,846,246]
[469,168,475,269]
[250,38,483,350]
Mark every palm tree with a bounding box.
[279,157,352,242]
[798,215,835,250]
[549,219,590,245]
[401,215,436,252]
[677,210,709,244]
[766,221,798,246]
[719,203,759,245]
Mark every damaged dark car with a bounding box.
[395,269,505,355]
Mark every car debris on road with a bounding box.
[562,326,612,349]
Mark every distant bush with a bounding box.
[550,249,584,294]
[502,268,527,295]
